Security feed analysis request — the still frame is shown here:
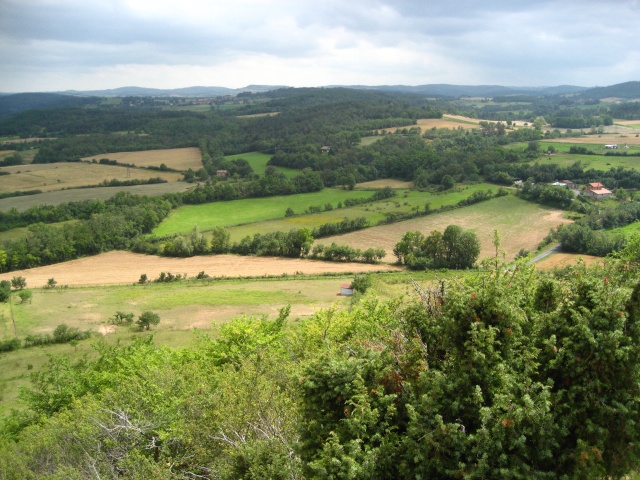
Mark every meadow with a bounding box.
[225,183,500,241]
[153,188,375,236]
[315,194,571,261]
[0,267,431,412]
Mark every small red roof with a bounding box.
[341,284,352,289]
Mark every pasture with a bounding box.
[534,153,640,172]
[225,183,501,241]
[314,195,571,261]
[153,188,374,236]
[81,147,203,170]
[0,162,182,194]
[0,266,441,413]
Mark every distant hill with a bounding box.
[60,85,289,98]
[580,81,640,100]
[344,84,588,97]
[0,93,99,119]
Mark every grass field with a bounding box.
[0,162,183,194]
[153,188,375,236]
[0,267,448,413]
[0,181,194,212]
[531,153,640,171]
[225,183,501,241]
[81,147,202,170]
[315,195,571,261]
[225,151,299,178]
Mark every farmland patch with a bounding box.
[82,147,202,170]
[0,250,401,288]
[154,188,374,236]
[315,196,571,261]
[0,162,182,194]
[0,181,194,212]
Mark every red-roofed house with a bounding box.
[584,184,612,199]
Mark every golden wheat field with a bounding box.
[81,147,203,170]
[0,162,183,193]
[0,251,402,288]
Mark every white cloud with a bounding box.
[0,0,638,92]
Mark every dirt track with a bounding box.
[0,251,401,288]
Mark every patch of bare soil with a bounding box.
[0,251,401,288]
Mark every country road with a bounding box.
[528,244,562,264]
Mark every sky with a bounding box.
[1,0,639,93]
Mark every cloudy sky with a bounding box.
[1,0,639,93]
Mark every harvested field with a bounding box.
[535,253,603,270]
[0,162,182,194]
[0,251,402,288]
[356,179,413,189]
[81,147,202,170]
[373,115,481,134]
[0,182,194,212]
[315,196,571,261]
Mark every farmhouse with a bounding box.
[340,283,354,296]
[583,182,612,199]
[320,146,331,153]
[216,169,228,177]
[560,180,576,189]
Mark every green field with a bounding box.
[153,188,375,236]
[0,269,452,412]
[532,153,640,171]
[225,151,299,178]
[225,183,499,241]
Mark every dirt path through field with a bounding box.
[0,251,401,288]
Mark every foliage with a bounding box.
[394,225,480,269]
[0,280,10,303]
[10,276,26,290]
[3,263,640,477]
[350,274,372,294]
[112,311,135,325]
[137,311,160,330]
[17,289,32,304]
